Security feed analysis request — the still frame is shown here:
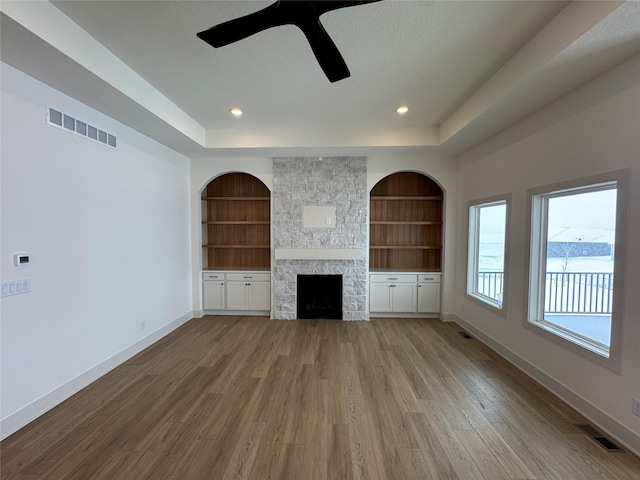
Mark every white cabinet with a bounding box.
[203,271,270,313]
[370,283,393,312]
[248,281,271,310]
[370,273,441,315]
[204,280,226,310]
[393,283,417,312]
[203,272,225,310]
[226,274,271,311]
[226,281,248,310]
[418,274,441,313]
[369,274,417,313]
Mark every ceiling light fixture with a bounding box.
[396,106,409,114]
[229,107,243,117]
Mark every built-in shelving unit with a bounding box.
[202,173,271,270]
[369,172,443,272]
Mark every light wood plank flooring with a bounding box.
[2,316,639,479]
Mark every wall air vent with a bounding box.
[46,105,117,149]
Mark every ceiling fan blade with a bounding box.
[297,20,350,83]
[197,0,383,82]
[309,0,384,16]
[197,1,285,48]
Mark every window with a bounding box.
[467,195,510,312]
[526,171,628,369]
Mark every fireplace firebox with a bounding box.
[297,275,342,320]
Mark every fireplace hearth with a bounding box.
[297,275,342,320]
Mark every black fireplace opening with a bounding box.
[297,274,343,320]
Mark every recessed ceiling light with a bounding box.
[396,106,409,114]
[229,107,243,117]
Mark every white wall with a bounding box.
[0,63,193,438]
[456,55,640,453]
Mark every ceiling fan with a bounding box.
[197,1,383,83]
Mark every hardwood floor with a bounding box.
[2,316,639,479]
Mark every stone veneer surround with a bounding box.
[272,157,368,320]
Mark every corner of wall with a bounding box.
[455,316,640,456]
[1,312,193,441]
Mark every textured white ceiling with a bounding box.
[2,0,638,156]
[49,0,564,130]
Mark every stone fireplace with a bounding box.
[272,157,368,320]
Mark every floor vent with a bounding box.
[458,331,473,339]
[47,105,117,149]
[575,424,624,452]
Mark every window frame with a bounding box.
[465,194,511,316]
[524,170,628,372]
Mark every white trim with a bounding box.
[0,312,193,440]
[203,310,270,317]
[524,170,627,372]
[465,194,510,318]
[454,314,640,457]
[439,312,458,322]
[370,313,439,319]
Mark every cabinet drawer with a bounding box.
[370,274,416,283]
[203,272,224,281]
[418,274,441,283]
[226,272,270,282]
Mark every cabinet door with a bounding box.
[226,282,248,310]
[370,283,393,312]
[203,281,225,310]
[418,283,441,313]
[391,283,417,312]
[248,282,271,310]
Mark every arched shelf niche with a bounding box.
[201,172,271,270]
[369,171,443,272]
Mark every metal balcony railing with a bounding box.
[544,272,613,315]
[476,271,504,302]
[477,271,614,315]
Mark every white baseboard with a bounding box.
[439,312,457,322]
[370,313,440,319]
[203,309,270,316]
[454,314,640,457]
[1,311,193,441]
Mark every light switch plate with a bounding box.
[1,279,30,297]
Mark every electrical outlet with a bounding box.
[633,397,640,417]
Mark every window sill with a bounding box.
[532,319,610,358]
